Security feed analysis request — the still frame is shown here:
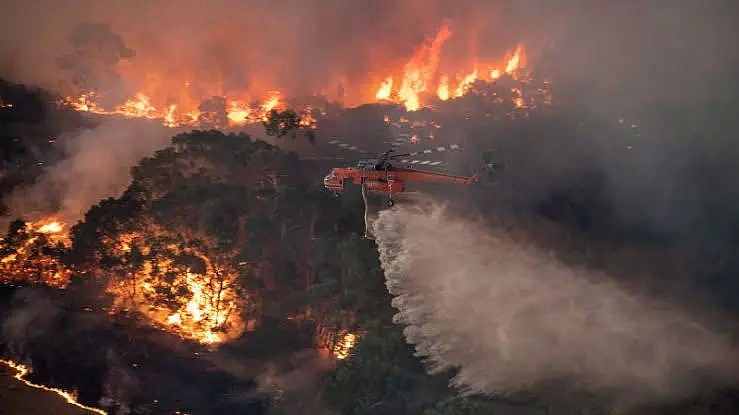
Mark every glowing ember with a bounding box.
[333,332,357,360]
[1,359,108,415]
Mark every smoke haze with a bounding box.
[7,118,173,223]
[2,1,735,107]
[1,289,60,358]
[373,198,739,408]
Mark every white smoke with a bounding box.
[7,118,173,224]
[372,196,739,408]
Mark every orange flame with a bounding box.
[105,227,251,346]
[454,66,478,98]
[505,44,524,75]
[116,93,158,119]
[511,87,525,108]
[377,23,452,111]
[1,359,108,415]
[376,77,393,100]
[333,332,357,360]
[437,75,450,101]
[0,217,72,288]
[58,26,531,123]
[373,26,528,110]
[61,89,284,129]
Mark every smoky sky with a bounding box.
[1,1,735,107]
[6,118,174,224]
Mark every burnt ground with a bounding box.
[0,284,274,415]
[0,362,94,415]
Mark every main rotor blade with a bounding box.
[391,144,461,158]
[399,159,444,166]
[327,139,372,154]
[385,138,408,148]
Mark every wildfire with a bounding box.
[373,23,528,111]
[298,105,319,129]
[225,91,283,127]
[116,93,158,119]
[1,359,108,415]
[0,215,252,346]
[60,90,285,129]
[54,21,535,126]
[455,66,479,97]
[333,331,357,360]
[36,219,64,236]
[105,228,252,346]
[0,217,72,288]
[437,75,450,101]
[376,77,394,100]
[505,44,524,74]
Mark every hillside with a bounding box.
[1,361,99,415]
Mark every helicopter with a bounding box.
[322,139,493,207]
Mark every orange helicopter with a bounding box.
[323,140,493,206]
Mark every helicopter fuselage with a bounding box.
[323,165,406,194]
[323,163,478,200]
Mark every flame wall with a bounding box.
[0,0,529,110]
[2,1,737,117]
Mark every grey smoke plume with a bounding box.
[7,118,173,224]
[373,197,738,408]
[1,288,60,357]
[56,22,135,104]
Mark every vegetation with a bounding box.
[0,122,489,413]
[2,74,739,414]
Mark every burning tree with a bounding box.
[103,221,253,345]
[0,218,72,288]
[65,130,313,346]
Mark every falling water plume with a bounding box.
[372,196,739,408]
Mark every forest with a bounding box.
[2,63,739,415]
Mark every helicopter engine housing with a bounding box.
[363,179,405,193]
